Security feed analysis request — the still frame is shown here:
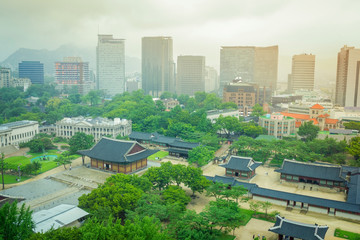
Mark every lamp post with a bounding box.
[1,152,4,190]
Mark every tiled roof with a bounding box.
[78,137,157,163]
[275,159,345,182]
[310,118,318,125]
[209,175,360,214]
[220,156,262,172]
[281,112,310,120]
[317,114,330,118]
[269,215,328,240]
[310,104,324,109]
[129,131,199,149]
[325,118,338,124]
[347,174,360,205]
[295,121,302,128]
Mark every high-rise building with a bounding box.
[219,46,278,94]
[205,66,218,93]
[0,67,11,88]
[55,57,90,95]
[335,45,360,107]
[96,34,125,97]
[19,61,44,84]
[142,37,175,97]
[288,54,315,92]
[176,55,205,96]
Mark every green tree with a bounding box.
[0,201,34,240]
[298,121,320,142]
[348,137,360,163]
[55,151,72,169]
[188,146,214,167]
[83,90,102,106]
[143,164,172,191]
[68,132,94,154]
[343,121,360,131]
[202,199,243,235]
[260,201,272,215]
[1,153,5,189]
[249,200,261,215]
[28,227,82,240]
[215,115,241,137]
[170,164,186,186]
[183,166,211,196]
[251,103,266,117]
[163,185,191,211]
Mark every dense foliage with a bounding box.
[231,136,348,166]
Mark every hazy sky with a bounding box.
[1,0,359,83]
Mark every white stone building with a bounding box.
[55,117,132,142]
[206,109,240,124]
[0,120,39,147]
[259,113,296,139]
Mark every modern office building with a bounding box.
[55,57,90,95]
[96,34,125,97]
[0,67,11,88]
[335,45,360,107]
[219,45,278,94]
[19,61,44,84]
[142,36,175,97]
[176,55,205,96]
[288,54,315,92]
[55,116,132,142]
[205,66,218,93]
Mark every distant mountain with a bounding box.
[1,45,141,76]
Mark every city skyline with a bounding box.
[1,1,360,85]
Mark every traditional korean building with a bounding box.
[129,131,200,158]
[220,156,262,179]
[269,215,328,240]
[78,137,157,174]
[275,159,347,190]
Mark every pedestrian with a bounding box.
[253,235,255,239]
[69,166,72,171]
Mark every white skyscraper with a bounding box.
[96,34,125,97]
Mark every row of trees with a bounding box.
[231,135,349,166]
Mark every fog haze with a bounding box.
[1,0,359,84]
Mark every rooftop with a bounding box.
[78,137,157,163]
[269,215,328,240]
[220,156,262,172]
[57,116,130,126]
[32,204,88,233]
[275,159,345,182]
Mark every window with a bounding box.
[292,176,299,181]
[286,175,292,180]
[241,173,248,177]
[226,170,232,175]
[320,180,326,185]
[327,181,333,186]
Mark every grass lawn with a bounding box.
[334,228,360,239]
[239,208,253,226]
[1,174,31,184]
[216,234,236,240]
[39,161,59,173]
[5,156,31,167]
[148,151,169,161]
[28,149,60,158]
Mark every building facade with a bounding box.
[0,67,11,88]
[219,45,278,94]
[79,138,157,174]
[335,45,360,107]
[0,120,39,147]
[276,159,347,190]
[55,57,90,95]
[205,66,218,93]
[142,36,175,97]
[223,80,271,115]
[259,113,296,139]
[176,55,205,96]
[19,61,44,84]
[55,117,132,142]
[220,156,262,179]
[206,109,240,123]
[96,34,125,97]
[288,54,315,92]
